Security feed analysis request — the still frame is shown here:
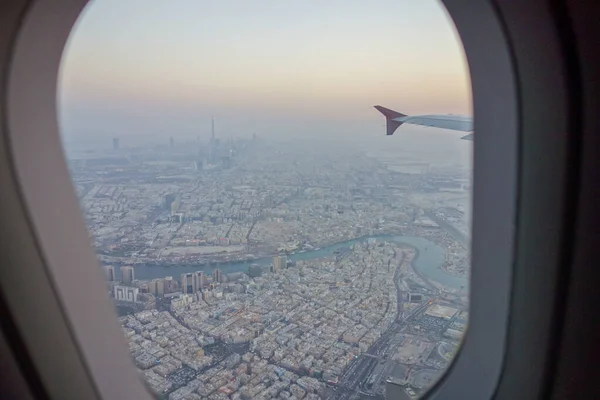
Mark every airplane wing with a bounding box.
[374,105,473,140]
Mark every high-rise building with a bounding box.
[181,273,197,294]
[103,265,115,281]
[180,271,206,294]
[273,256,287,273]
[213,269,223,284]
[112,137,119,151]
[156,280,165,297]
[164,276,174,294]
[207,117,219,164]
[195,271,206,289]
[169,136,174,148]
[148,280,157,295]
[121,266,134,286]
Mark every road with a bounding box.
[330,249,418,399]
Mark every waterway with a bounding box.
[125,235,468,291]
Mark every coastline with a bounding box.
[440,265,468,279]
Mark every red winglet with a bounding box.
[374,105,407,135]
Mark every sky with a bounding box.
[58,0,472,147]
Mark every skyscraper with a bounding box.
[211,117,215,142]
[156,280,165,297]
[121,266,134,286]
[164,276,174,294]
[180,271,206,294]
[213,269,223,284]
[181,273,196,294]
[112,137,119,151]
[195,271,206,289]
[207,117,219,164]
[148,280,157,295]
[273,256,287,273]
[169,136,174,148]
[103,265,115,281]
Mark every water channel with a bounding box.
[126,235,469,291]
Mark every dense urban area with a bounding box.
[67,131,471,400]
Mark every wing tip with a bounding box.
[374,105,406,119]
[374,105,406,136]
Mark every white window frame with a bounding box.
[0,0,576,399]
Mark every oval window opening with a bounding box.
[58,1,472,398]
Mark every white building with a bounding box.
[170,294,194,310]
[114,285,139,302]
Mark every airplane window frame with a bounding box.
[0,0,581,399]
[393,0,518,397]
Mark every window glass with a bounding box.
[59,1,472,398]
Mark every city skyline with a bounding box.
[58,0,471,144]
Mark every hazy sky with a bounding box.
[58,0,472,146]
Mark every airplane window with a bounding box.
[58,0,472,398]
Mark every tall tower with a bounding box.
[213,269,223,284]
[148,280,157,295]
[195,271,206,289]
[103,265,115,281]
[163,276,173,294]
[120,266,134,286]
[181,273,196,294]
[112,137,119,151]
[156,280,165,297]
[211,117,215,142]
[273,256,287,273]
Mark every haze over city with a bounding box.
[59,0,471,149]
[57,1,473,399]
